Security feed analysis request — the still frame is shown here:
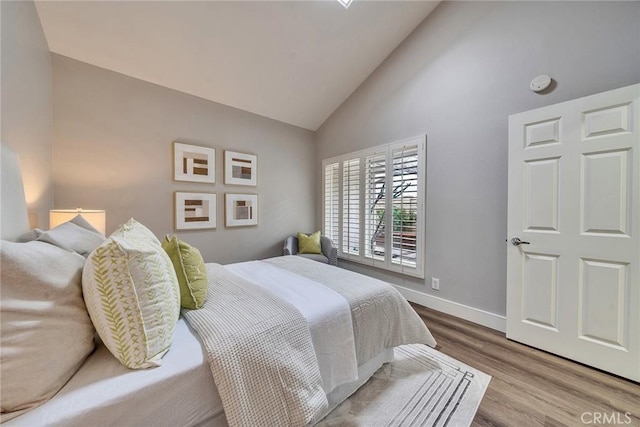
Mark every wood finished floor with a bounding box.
[411,304,640,427]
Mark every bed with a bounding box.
[0,143,436,426]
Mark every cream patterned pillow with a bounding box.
[111,217,161,245]
[82,219,180,369]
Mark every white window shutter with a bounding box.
[391,144,419,269]
[342,159,360,257]
[364,152,387,263]
[323,162,339,246]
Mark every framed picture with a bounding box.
[225,193,258,227]
[224,150,257,186]
[174,142,215,183]
[175,192,217,230]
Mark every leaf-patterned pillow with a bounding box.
[162,235,208,310]
[82,219,180,369]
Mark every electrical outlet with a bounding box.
[431,278,440,291]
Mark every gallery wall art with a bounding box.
[175,192,217,230]
[174,142,216,183]
[224,150,257,186]
[171,142,261,230]
[225,193,258,227]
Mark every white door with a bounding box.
[507,84,640,381]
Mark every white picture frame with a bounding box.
[224,150,257,186]
[174,142,215,183]
[175,192,217,230]
[225,193,258,227]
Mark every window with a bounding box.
[322,136,425,278]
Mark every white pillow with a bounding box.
[82,219,180,369]
[15,228,43,243]
[37,215,105,257]
[0,240,95,420]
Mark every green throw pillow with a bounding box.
[162,235,208,310]
[298,231,322,254]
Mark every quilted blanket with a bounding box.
[182,263,327,427]
[225,260,358,393]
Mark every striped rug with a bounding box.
[317,344,490,427]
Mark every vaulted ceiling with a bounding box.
[35,1,439,131]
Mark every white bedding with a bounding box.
[226,260,358,393]
[4,320,224,427]
[4,318,393,427]
[6,258,434,427]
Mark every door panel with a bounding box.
[583,103,631,138]
[579,259,628,349]
[525,158,560,232]
[523,253,559,329]
[507,84,639,381]
[525,118,561,147]
[581,149,630,235]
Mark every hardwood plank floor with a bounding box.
[411,304,640,427]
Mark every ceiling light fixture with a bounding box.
[337,0,354,9]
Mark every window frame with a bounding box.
[322,135,426,278]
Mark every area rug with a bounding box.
[317,344,491,427]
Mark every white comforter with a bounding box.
[5,257,435,427]
[263,256,437,363]
[184,256,437,427]
[226,260,358,393]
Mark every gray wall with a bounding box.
[52,55,316,264]
[316,1,640,316]
[1,0,53,229]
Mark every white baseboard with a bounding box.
[394,285,506,333]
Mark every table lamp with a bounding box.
[50,208,106,235]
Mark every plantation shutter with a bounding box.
[321,135,425,278]
[323,162,339,246]
[391,144,419,268]
[364,152,387,262]
[342,159,360,257]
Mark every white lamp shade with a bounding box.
[50,209,106,235]
[337,0,354,8]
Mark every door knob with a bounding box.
[511,237,530,246]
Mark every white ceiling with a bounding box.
[35,1,439,130]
